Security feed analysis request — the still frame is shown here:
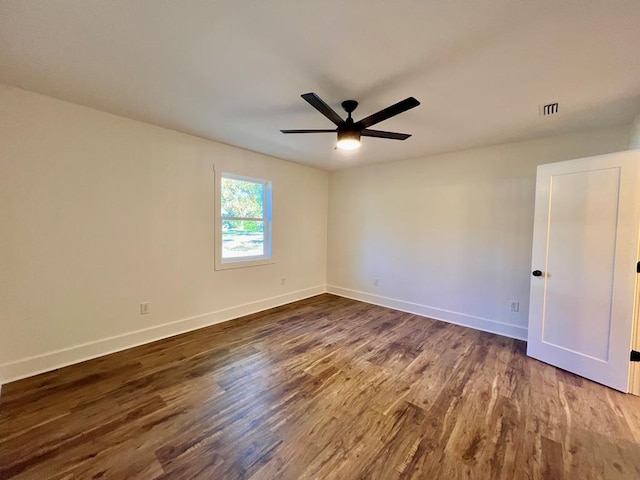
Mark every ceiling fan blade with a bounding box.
[280,129,336,134]
[358,97,420,129]
[301,93,344,126]
[361,129,411,140]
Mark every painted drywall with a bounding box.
[631,114,640,149]
[327,126,631,340]
[0,86,328,383]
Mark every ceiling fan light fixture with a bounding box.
[336,129,361,150]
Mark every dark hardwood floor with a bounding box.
[1,294,640,479]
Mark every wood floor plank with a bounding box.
[2,294,640,479]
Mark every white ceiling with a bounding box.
[1,1,639,170]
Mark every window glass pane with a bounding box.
[221,178,264,218]
[222,220,264,258]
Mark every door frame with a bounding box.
[630,263,640,395]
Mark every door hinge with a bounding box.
[637,261,640,273]
[631,350,640,362]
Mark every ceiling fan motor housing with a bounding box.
[337,127,361,143]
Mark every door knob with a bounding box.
[532,270,542,277]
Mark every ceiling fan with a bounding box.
[281,93,420,150]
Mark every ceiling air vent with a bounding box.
[539,102,559,116]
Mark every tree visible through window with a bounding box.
[220,173,272,263]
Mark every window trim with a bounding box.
[214,171,273,270]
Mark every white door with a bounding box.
[527,151,640,392]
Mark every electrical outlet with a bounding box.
[509,301,519,312]
[140,302,150,315]
[373,278,380,287]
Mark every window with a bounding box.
[215,172,272,269]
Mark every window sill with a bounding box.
[214,257,274,271]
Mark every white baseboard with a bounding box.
[0,284,528,386]
[0,285,326,385]
[327,285,528,341]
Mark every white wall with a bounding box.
[631,113,640,149]
[0,86,328,383]
[327,126,631,340]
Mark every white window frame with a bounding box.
[215,171,273,270]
